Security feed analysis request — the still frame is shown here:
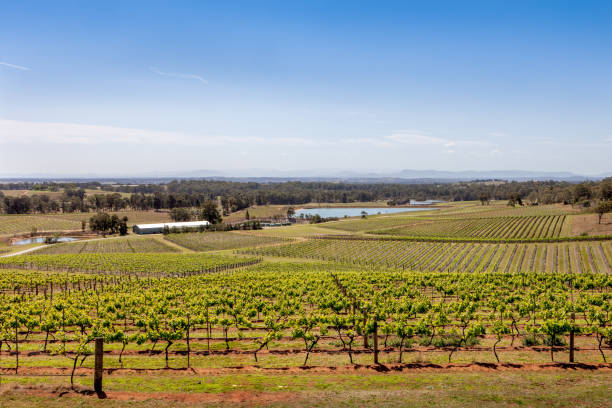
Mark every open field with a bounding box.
[164,231,287,251]
[569,213,612,236]
[0,215,84,237]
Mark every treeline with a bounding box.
[124,178,612,210]
[2,178,611,215]
[0,191,129,214]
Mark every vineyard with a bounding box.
[33,236,179,255]
[0,262,610,381]
[0,201,610,405]
[244,238,612,274]
[164,231,287,251]
[376,215,567,240]
[0,253,260,276]
[0,215,83,236]
[319,214,436,233]
[434,201,579,218]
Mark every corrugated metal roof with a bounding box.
[134,221,211,229]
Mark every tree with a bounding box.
[600,178,612,201]
[89,213,128,235]
[118,216,129,236]
[170,207,192,222]
[89,213,112,234]
[287,206,295,219]
[479,193,490,206]
[245,210,250,220]
[507,193,523,207]
[200,200,222,224]
[596,201,612,224]
[573,184,592,204]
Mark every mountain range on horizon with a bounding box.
[0,169,610,183]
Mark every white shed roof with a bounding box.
[135,220,211,229]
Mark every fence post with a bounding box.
[186,315,191,369]
[373,321,379,365]
[569,312,575,363]
[94,337,104,396]
[15,317,19,374]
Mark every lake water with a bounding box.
[13,237,79,245]
[294,207,436,218]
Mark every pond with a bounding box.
[13,237,79,246]
[294,207,436,218]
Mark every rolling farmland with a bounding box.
[0,200,610,406]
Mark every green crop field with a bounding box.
[164,231,287,251]
[319,214,436,233]
[0,261,610,408]
[33,236,179,254]
[377,215,567,239]
[0,252,259,276]
[244,237,612,273]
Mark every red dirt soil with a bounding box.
[2,362,611,378]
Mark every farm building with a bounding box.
[132,220,210,234]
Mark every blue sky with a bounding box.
[1,1,611,176]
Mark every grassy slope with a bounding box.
[1,370,610,407]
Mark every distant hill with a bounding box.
[0,169,607,184]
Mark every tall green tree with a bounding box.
[596,201,612,224]
[200,200,222,224]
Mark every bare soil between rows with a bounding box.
[2,362,611,377]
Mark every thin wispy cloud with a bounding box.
[385,132,457,148]
[150,67,208,84]
[0,61,30,71]
[0,119,323,147]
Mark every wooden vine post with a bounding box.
[373,321,379,365]
[186,315,191,368]
[569,277,575,363]
[94,337,104,395]
[15,317,19,374]
[569,312,575,363]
